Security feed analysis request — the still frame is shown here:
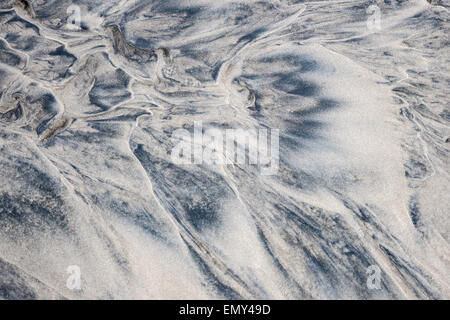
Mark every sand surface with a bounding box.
[0,0,449,299]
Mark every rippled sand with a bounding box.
[0,0,449,299]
